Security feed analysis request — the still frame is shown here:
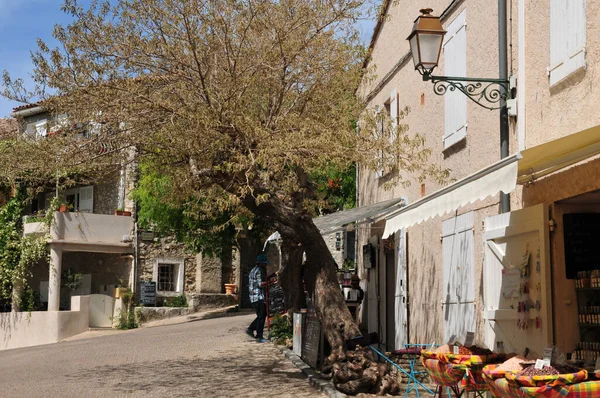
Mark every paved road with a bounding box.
[0,313,325,398]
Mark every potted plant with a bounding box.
[114,208,132,216]
[59,203,69,212]
[224,283,237,295]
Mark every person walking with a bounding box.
[246,253,268,342]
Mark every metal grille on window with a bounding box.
[158,263,175,292]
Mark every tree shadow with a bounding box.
[65,344,311,397]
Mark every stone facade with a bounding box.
[93,173,121,215]
[138,234,239,303]
[138,235,198,296]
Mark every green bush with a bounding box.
[164,295,187,307]
[116,289,138,330]
[270,314,292,344]
[19,287,43,312]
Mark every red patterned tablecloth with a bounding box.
[482,364,600,398]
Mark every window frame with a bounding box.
[153,258,185,295]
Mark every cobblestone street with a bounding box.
[0,313,325,398]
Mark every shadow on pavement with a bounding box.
[66,342,316,397]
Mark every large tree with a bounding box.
[2,0,447,392]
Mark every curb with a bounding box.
[276,345,347,398]
[141,305,250,328]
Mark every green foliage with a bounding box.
[270,314,293,344]
[164,295,187,308]
[0,191,50,306]
[19,286,43,312]
[341,259,356,271]
[61,269,82,292]
[132,163,245,255]
[115,288,138,330]
[311,163,356,214]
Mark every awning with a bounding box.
[383,154,520,237]
[518,124,600,184]
[314,197,405,235]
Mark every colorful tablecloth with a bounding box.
[422,358,489,392]
[505,369,588,388]
[482,364,600,397]
[421,350,503,366]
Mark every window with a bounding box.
[62,185,94,213]
[442,211,475,342]
[26,119,48,138]
[154,258,184,294]
[443,10,467,149]
[550,0,586,86]
[158,263,175,292]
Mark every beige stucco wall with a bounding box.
[357,0,517,345]
[523,1,600,148]
[0,296,89,351]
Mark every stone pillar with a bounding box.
[197,252,223,293]
[48,246,63,311]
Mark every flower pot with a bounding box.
[114,210,132,216]
[59,205,68,212]
[113,287,129,298]
[224,283,237,295]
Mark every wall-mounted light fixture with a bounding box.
[407,8,510,110]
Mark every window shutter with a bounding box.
[35,120,47,137]
[550,0,586,86]
[78,186,94,213]
[443,10,467,149]
[442,212,475,341]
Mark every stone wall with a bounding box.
[138,235,197,295]
[93,173,120,215]
[323,232,344,267]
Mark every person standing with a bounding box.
[246,253,268,342]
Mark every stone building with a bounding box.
[11,103,240,312]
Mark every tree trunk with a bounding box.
[277,239,305,314]
[245,197,398,395]
[261,207,360,355]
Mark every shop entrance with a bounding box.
[483,203,552,356]
[552,190,600,355]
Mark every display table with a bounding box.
[421,351,505,397]
[482,364,600,397]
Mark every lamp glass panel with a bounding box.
[409,35,420,67]
[418,33,443,67]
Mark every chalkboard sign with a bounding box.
[139,281,156,306]
[267,282,285,316]
[302,301,322,368]
[563,213,600,279]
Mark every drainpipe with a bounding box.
[499,0,510,213]
[517,0,525,152]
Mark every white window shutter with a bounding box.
[550,0,586,86]
[35,120,47,137]
[443,10,467,149]
[442,212,475,341]
[78,186,94,213]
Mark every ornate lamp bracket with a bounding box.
[422,71,510,111]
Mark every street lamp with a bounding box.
[407,8,446,76]
[407,8,510,110]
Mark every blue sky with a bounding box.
[0,1,376,118]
